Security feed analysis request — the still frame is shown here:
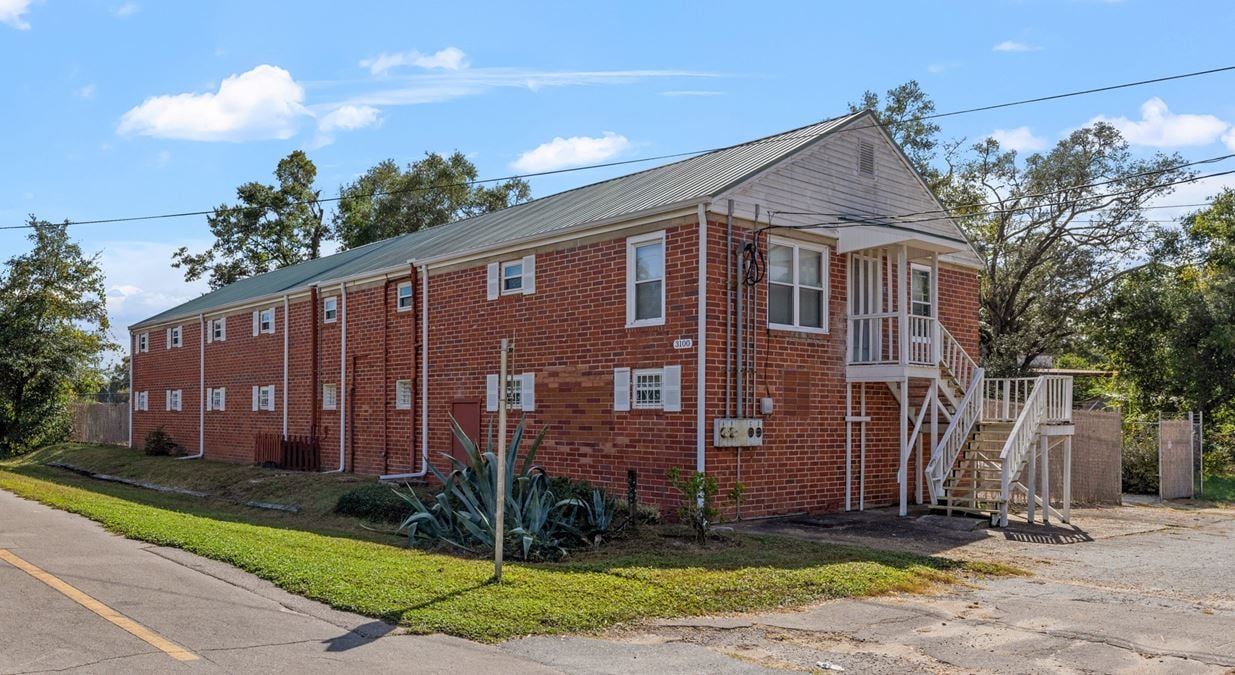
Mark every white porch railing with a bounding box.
[925,366,985,502]
[985,375,1073,424]
[848,313,937,366]
[939,324,977,385]
[998,376,1047,527]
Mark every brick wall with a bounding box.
[131,321,201,454]
[130,216,982,519]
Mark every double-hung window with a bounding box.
[253,384,275,412]
[210,317,226,342]
[323,297,338,322]
[135,391,149,411]
[206,387,226,412]
[322,383,338,411]
[768,238,828,333]
[395,380,413,409]
[501,261,523,294]
[396,282,413,311]
[137,333,149,353]
[259,308,274,333]
[167,325,182,348]
[626,231,665,327]
[166,389,182,412]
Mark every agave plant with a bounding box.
[395,415,592,560]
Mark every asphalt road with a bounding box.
[0,489,557,674]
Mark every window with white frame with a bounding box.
[633,369,663,409]
[173,325,182,347]
[137,332,148,353]
[396,282,413,311]
[767,239,828,332]
[206,387,226,412]
[485,372,535,412]
[322,383,338,410]
[165,389,182,412]
[135,391,149,411]
[612,366,681,412]
[323,297,338,322]
[910,266,932,318]
[210,317,226,342]
[626,231,665,326]
[259,308,274,333]
[501,260,523,294]
[395,380,413,409]
[253,384,275,412]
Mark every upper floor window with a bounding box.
[501,261,523,294]
[167,325,183,348]
[322,383,338,411]
[396,282,413,311]
[323,296,338,323]
[209,317,226,343]
[137,332,149,353]
[260,308,274,333]
[395,380,413,409]
[768,239,828,333]
[626,231,665,327]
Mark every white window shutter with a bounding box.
[252,385,259,411]
[219,317,226,341]
[218,388,225,411]
[663,365,682,412]
[613,368,631,412]
[522,254,536,295]
[165,390,171,411]
[486,262,500,301]
[252,311,259,336]
[267,307,277,333]
[165,327,171,349]
[486,374,499,411]
[205,389,212,412]
[206,320,213,343]
[521,372,535,411]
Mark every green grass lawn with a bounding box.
[0,446,1015,643]
[1203,474,1235,502]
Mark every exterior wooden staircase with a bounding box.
[939,421,1012,516]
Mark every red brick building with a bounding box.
[133,111,1056,520]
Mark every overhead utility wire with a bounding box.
[3,64,1233,232]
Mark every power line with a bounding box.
[4,63,1233,232]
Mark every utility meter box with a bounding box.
[713,418,764,448]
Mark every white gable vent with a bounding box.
[858,141,875,177]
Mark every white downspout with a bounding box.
[282,294,289,438]
[695,203,708,476]
[127,333,134,449]
[326,281,347,472]
[380,262,429,481]
[178,313,205,460]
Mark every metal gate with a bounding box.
[1158,412,1204,500]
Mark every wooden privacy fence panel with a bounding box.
[1048,409,1122,505]
[71,402,129,445]
[253,433,321,472]
[1159,419,1194,500]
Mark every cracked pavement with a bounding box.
[0,489,555,674]
[502,504,1235,674]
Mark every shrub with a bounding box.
[395,416,615,560]
[1122,421,1158,494]
[667,467,718,543]
[143,427,177,456]
[335,484,412,523]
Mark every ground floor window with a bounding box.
[322,383,337,410]
[395,380,412,409]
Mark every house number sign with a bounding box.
[673,338,694,349]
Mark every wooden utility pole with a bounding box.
[494,338,510,582]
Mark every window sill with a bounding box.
[396,306,413,312]
[626,318,666,329]
[768,323,830,336]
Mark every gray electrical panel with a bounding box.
[713,418,764,447]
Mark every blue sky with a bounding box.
[2,0,1235,347]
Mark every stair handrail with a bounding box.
[938,324,977,386]
[925,366,985,503]
[997,375,1047,526]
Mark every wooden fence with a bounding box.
[71,402,129,445]
[254,433,320,472]
[1159,419,1194,499]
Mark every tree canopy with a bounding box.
[333,152,530,250]
[172,150,327,290]
[0,218,110,454]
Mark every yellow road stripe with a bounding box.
[0,548,199,662]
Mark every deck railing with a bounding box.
[848,313,937,366]
[925,366,985,502]
[998,377,1047,526]
[984,375,1073,425]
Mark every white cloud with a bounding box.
[99,240,210,336]
[660,90,722,97]
[1145,173,1235,224]
[511,132,630,173]
[993,40,1039,52]
[0,0,32,29]
[310,104,381,148]
[117,65,308,141]
[360,47,469,76]
[1224,128,1235,151]
[77,84,97,100]
[1090,97,1229,147]
[317,104,380,133]
[114,1,139,17]
[990,126,1048,152]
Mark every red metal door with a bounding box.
[450,401,481,464]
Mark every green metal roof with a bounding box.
[133,112,863,329]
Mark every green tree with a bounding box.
[849,80,947,191]
[333,152,531,250]
[0,218,110,454]
[173,150,327,289]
